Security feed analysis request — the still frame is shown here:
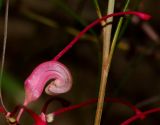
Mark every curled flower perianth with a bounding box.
[17,61,72,121]
[24,61,72,105]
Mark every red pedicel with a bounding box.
[121,108,160,125]
[53,11,151,61]
[20,106,47,125]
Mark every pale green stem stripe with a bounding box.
[0,0,9,112]
[93,0,102,18]
[108,0,130,63]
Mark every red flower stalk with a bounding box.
[41,97,70,113]
[1,105,46,125]
[52,98,143,118]
[19,106,47,125]
[0,106,6,114]
[121,108,160,125]
[53,11,151,61]
[37,98,143,124]
[42,98,160,125]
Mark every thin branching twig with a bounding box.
[0,0,9,112]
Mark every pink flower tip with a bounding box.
[136,12,151,21]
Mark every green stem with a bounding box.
[108,0,130,65]
[93,0,102,18]
[94,0,115,125]
[94,0,130,125]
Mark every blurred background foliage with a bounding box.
[0,0,160,124]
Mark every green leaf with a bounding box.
[2,72,24,103]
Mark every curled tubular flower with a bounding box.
[18,61,72,121]
[24,61,72,106]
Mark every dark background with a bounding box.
[0,0,160,124]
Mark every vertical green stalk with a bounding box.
[93,0,102,18]
[107,0,130,97]
[108,0,130,65]
[102,0,115,58]
[0,0,9,112]
[94,0,115,125]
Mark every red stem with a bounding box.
[121,108,160,125]
[53,98,143,117]
[52,98,160,125]
[16,101,28,122]
[0,106,6,114]
[18,106,47,125]
[52,11,151,61]
[41,97,70,113]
